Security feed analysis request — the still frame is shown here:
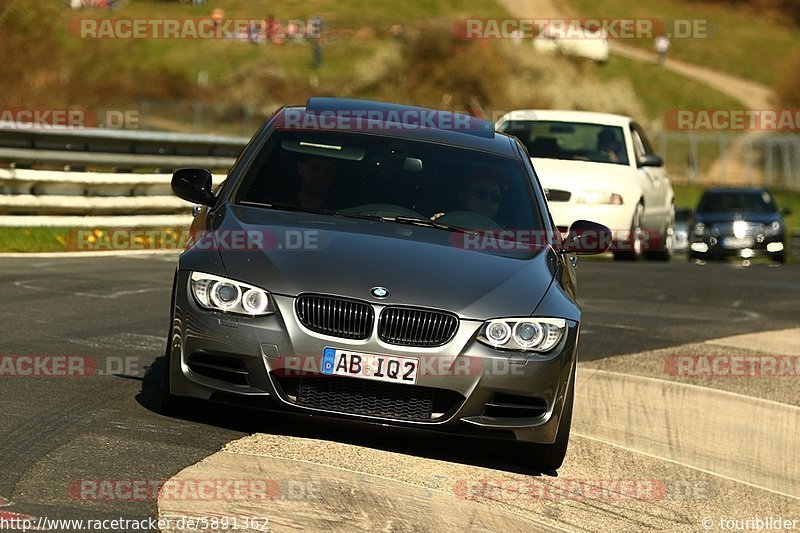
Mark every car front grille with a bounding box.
[297,376,433,420]
[378,307,459,347]
[295,294,374,340]
[276,375,463,422]
[710,222,763,236]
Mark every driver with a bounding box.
[295,155,338,209]
[457,168,504,218]
[597,128,623,163]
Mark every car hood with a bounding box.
[531,158,635,190]
[212,205,558,319]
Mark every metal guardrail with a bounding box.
[0,126,239,226]
[0,125,248,171]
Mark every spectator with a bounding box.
[211,8,224,28]
[655,34,670,65]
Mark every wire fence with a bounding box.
[653,131,800,191]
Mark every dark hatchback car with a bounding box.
[162,98,610,471]
[689,187,789,263]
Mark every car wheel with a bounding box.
[613,203,644,261]
[517,367,574,472]
[645,206,674,261]
[772,252,786,264]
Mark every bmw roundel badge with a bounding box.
[370,286,389,299]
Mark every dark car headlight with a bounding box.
[478,318,566,352]
[190,272,274,316]
[764,220,782,237]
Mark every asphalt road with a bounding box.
[0,254,797,529]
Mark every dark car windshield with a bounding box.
[498,120,629,165]
[697,190,778,214]
[234,130,544,235]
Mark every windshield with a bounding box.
[234,131,544,235]
[499,120,629,165]
[697,190,778,214]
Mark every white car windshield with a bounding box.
[499,120,629,166]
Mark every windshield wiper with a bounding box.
[238,201,327,215]
[392,216,478,235]
[332,212,391,222]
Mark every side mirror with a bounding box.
[562,220,613,255]
[172,168,216,206]
[638,154,663,167]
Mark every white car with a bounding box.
[533,23,609,64]
[496,110,674,260]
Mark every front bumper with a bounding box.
[166,271,579,445]
[689,233,785,260]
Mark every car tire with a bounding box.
[613,203,644,261]
[772,252,786,264]
[517,367,575,472]
[645,206,674,261]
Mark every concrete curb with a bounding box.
[573,368,800,498]
[157,452,563,532]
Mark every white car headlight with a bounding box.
[190,272,274,316]
[479,318,566,353]
[575,191,623,205]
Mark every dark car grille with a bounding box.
[545,189,571,202]
[295,295,374,339]
[709,221,764,237]
[275,375,463,422]
[378,307,459,347]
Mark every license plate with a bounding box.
[722,236,754,249]
[321,347,419,385]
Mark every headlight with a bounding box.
[764,220,782,236]
[575,191,623,205]
[479,318,566,353]
[190,272,274,316]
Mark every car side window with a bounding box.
[629,127,647,162]
[630,123,656,155]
